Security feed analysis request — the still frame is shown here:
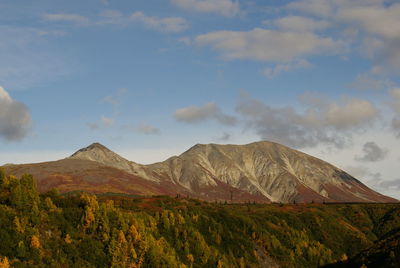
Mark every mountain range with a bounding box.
[3,141,397,203]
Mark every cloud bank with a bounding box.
[0,87,31,141]
[235,93,378,148]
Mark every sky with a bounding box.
[1,0,400,199]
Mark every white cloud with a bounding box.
[44,11,189,33]
[171,0,239,17]
[270,16,331,32]
[174,102,237,125]
[389,88,400,113]
[262,59,312,79]
[101,116,114,127]
[0,86,31,141]
[44,13,90,25]
[389,88,400,138]
[102,95,119,107]
[337,3,400,40]
[236,93,379,148]
[349,73,393,90]
[130,11,188,33]
[136,123,161,135]
[88,115,114,130]
[98,10,126,25]
[0,86,11,101]
[286,0,388,18]
[325,98,379,130]
[286,0,334,17]
[195,28,346,62]
[287,0,400,74]
[391,117,400,138]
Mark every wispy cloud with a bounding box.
[287,0,400,75]
[267,16,331,32]
[262,59,312,79]
[88,89,128,130]
[43,11,189,33]
[44,13,90,25]
[171,0,240,17]
[349,73,394,91]
[101,116,114,127]
[130,11,188,33]
[0,26,70,89]
[121,123,161,135]
[195,28,346,62]
[136,123,161,135]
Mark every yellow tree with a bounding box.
[64,234,72,244]
[13,216,24,233]
[45,197,61,213]
[0,257,9,268]
[0,168,8,186]
[186,254,194,268]
[129,224,140,244]
[30,235,41,249]
[81,194,99,230]
[109,230,129,267]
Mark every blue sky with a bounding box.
[1,0,400,198]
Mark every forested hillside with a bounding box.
[0,169,399,267]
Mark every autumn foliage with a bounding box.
[0,168,399,267]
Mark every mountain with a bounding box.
[69,142,154,182]
[3,141,397,203]
[147,142,396,203]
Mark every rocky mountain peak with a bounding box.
[68,142,153,181]
[69,142,130,165]
[70,142,110,156]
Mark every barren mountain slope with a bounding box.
[69,142,155,181]
[148,141,396,203]
[3,141,397,203]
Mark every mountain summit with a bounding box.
[69,142,147,178]
[70,142,125,162]
[4,141,398,203]
[70,142,110,155]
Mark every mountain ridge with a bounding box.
[3,141,398,203]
